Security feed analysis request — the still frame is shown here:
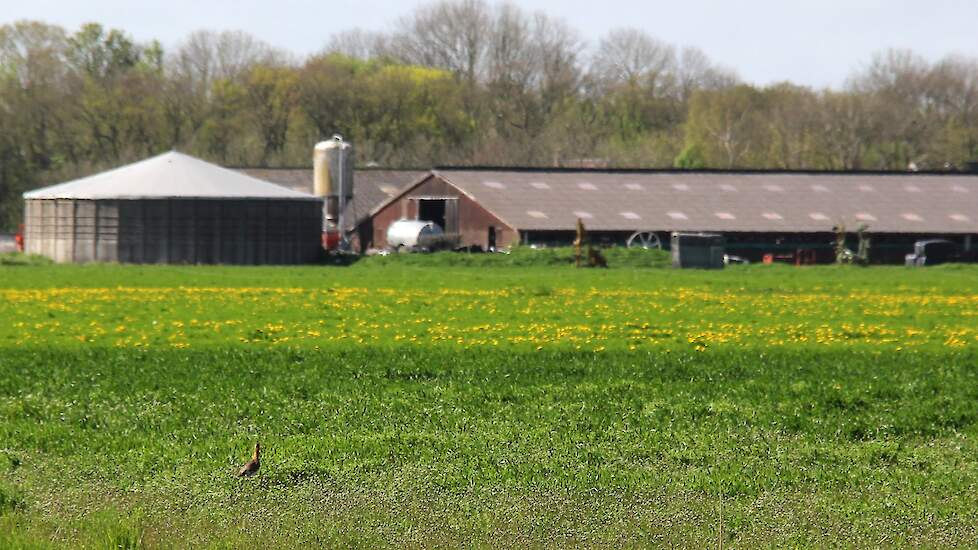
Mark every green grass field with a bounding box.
[0,257,977,547]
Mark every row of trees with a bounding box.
[3,0,978,229]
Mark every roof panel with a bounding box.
[239,167,424,230]
[25,152,319,201]
[434,169,978,233]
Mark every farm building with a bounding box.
[239,167,425,252]
[23,152,323,264]
[364,168,978,262]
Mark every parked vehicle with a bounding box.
[723,254,749,265]
[387,219,444,250]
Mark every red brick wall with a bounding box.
[366,175,517,250]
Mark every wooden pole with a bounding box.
[574,218,585,268]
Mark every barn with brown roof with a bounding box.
[365,167,978,262]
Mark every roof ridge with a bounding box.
[24,152,319,200]
[435,165,978,177]
[232,166,428,172]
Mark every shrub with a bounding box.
[362,246,671,268]
[0,253,52,266]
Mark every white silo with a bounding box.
[313,135,354,250]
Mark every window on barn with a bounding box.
[416,198,458,233]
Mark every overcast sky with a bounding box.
[2,0,977,89]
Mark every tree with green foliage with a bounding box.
[246,64,299,165]
[2,2,978,231]
[673,143,706,169]
[683,85,768,168]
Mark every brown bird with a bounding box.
[237,442,261,477]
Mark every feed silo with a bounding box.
[22,151,324,264]
[314,135,354,250]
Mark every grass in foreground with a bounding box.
[3,347,978,547]
[1,263,975,352]
[0,262,976,547]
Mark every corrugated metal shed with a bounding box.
[22,152,323,264]
[239,168,425,230]
[25,152,318,201]
[432,169,978,234]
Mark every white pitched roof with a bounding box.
[23,151,319,200]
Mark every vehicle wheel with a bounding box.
[627,231,661,249]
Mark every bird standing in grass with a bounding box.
[237,442,261,477]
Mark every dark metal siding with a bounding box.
[518,228,974,264]
[25,198,323,264]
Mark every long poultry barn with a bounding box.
[23,152,323,264]
[364,168,978,262]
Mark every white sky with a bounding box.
[2,0,977,89]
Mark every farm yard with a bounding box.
[0,259,977,547]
